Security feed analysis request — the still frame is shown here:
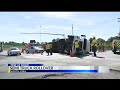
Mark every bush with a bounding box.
[105,42,112,50]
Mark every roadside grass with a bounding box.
[3,45,23,50]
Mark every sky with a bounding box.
[0,12,120,43]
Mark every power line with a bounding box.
[40,26,42,44]
[72,24,73,35]
[118,18,120,36]
[20,33,65,39]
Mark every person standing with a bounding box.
[46,43,50,56]
[74,40,80,57]
[50,43,53,55]
[91,37,97,57]
[101,43,105,52]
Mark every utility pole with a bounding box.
[40,26,42,44]
[118,18,120,36]
[72,24,73,35]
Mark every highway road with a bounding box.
[0,51,120,79]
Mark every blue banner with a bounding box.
[8,64,44,66]
[25,70,98,73]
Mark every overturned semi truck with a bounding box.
[52,35,90,56]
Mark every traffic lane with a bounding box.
[0,53,90,79]
[0,51,120,79]
[0,55,8,60]
[0,55,24,74]
[0,50,24,60]
[0,54,48,79]
[39,70,120,79]
[0,54,23,61]
[0,72,48,79]
[17,51,120,70]
[9,52,120,72]
[0,52,67,79]
[1,51,120,67]
[0,51,9,60]
[76,51,120,70]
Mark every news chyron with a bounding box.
[8,64,109,73]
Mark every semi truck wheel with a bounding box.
[113,48,116,54]
[113,50,116,54]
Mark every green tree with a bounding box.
[52,39,56,42]
[97,38,105,44]
[105,36,120,50]
[36,42,40,45]
[107,36,120,43]
[107,37,115,43]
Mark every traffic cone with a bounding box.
[41,51,43,55]
[70,50,72,57]
[32,51,34,55]
[25,49,27,54]
[21,49,24,54]
[23,50,25,54]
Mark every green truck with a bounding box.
[112,40,120,54]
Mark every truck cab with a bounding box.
[64,35,90,56]
[112,40,120,54]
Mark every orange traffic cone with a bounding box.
[70,50,72,57]
[40,51,43,55]
[25,49,27,54]
[22,49,24,54]
[32,51,34,55]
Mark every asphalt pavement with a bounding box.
[0,50,120,79]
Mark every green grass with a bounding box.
[3,45,23,50]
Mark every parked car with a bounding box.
[26,46,44,54]
[7,47,21,56]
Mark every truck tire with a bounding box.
[27,51,29,54]
[113,51,116,54]
[113,48,116,54]
[35,50,39,53]
[8,52,11,56]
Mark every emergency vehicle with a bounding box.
[112,39,120,54]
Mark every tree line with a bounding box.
[1,36,120,50]
[89,36,120,50]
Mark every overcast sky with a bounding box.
[0,12,120,43]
